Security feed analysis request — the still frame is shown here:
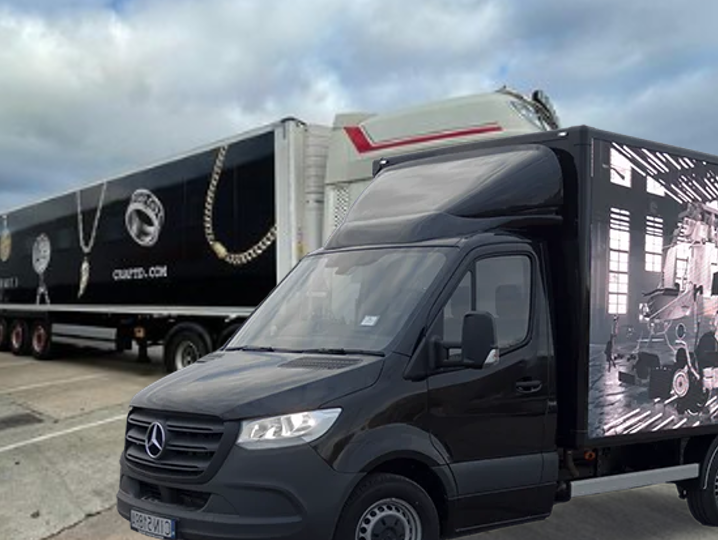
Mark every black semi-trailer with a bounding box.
[116,125,718,540]
[0,120,330,371]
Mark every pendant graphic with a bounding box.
[0,215,11,263]
[76,182,107,299]
[33,234,52,305]
[79,257,90,298]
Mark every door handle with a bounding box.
[516,378,543,394]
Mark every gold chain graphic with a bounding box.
[203,145,276,266]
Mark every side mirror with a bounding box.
[461,311,498,367]
[433,311,498,369]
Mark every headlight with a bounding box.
[236,408,342,449]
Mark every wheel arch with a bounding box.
[326,424,457,538]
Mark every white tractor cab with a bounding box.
[321,87,560,241]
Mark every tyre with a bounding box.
[217,323,243,350]
[9,319,30,356]
[687,439,718,526]
[30,320,53,360]
[333,473,440,540]
[0,318,9,351]
[675,369,709,416]
[163,324,210,373]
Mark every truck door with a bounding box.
[424,243,554,533]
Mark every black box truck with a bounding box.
[116,124,718,539]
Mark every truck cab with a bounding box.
[318,87,559,251]
[117,126,718,540]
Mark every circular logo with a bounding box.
[144,421,166,459]
[125,189,165,247]
[32,234,51,275]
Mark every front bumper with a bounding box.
[117,442,358,540]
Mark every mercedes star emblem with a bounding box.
[144,421,166,459]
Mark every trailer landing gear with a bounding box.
[136,340,150,364]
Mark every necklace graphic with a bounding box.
[33,233,51,304]
[76,182,107,298]
[0,215,10,262]
[203,145,277,266]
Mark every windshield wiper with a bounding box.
[301,348,385,357]
[226,345,276,352]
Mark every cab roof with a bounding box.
[324,143,563,250]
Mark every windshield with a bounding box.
[227,247,451,353]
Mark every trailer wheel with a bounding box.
[332,473,440,540]
[0,318,9,351]
[30,320,53,360]
[217,322,243,350]
[686,438,718,526]
[164,324,211,373]
[9,320,30,356]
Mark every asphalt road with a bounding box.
[0,348,715,540]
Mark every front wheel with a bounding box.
[687,441,718,526]
[333,473,440,540]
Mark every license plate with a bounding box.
[130,509,177,539]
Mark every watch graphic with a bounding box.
[125,189,165,247]
[33,233,51,304]
[0,215,10,262]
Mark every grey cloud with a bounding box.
[0,0,717,212]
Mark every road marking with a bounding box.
[0,414,126,454]
[615,410,652,433]
[0,374,105,395]
[0,361,33,369]
[628,413,664,434]
[652,417,676,431]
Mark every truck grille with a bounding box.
[124,408,225,478]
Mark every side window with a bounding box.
[442,273,472,343]
[475,255,531,348]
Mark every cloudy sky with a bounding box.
[1,0,717,211]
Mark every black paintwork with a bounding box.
[0,131,277,308]
[118,126,718,539]
[118,441,358,540]
[130,350,385,420]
